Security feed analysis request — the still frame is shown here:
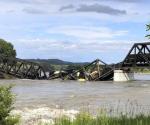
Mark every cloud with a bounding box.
[59,4,75,11]
[60,4,127,15]
[0,0,44,4]
[77,4,126,15]
[0,0,149,62]
[47,26,128,41]
[22,8,47,14]
[0,0,147,19]
[1,0,147,4]
[13,38,135,62]
[6,10,15,13]
[105,0,146,3]
[0,0,33,4]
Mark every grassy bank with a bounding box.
[53,112,150,125]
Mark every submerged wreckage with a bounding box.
[49,59,114,81]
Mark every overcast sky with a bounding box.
[0,0,150,63]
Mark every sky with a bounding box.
[0,0,150,63]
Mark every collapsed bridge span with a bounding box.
[62,59,114,81]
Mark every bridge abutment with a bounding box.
[114,70,134,82]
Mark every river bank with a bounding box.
[11,104,150,125]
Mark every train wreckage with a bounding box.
[48,59,114,81]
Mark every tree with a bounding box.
[66,64,82,71]
[0,39,16,57]
[40,62,55,71]
[146,24,150,39]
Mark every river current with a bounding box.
[0,74,150,124]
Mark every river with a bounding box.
[0,74,150,124]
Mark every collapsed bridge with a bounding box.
[0,55,47,79]
[0,42,150,81]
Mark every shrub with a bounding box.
[0,85,19,125]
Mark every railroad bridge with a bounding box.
[121,42,150,67]
[0,42,150,81]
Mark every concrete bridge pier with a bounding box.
[114,70,134,82]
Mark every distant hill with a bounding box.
[26,59,88,65]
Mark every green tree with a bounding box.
[146,24,150,39]
[40,62,55,71]
[0,86,19,125]
[66,64,82,70]
[0,39,16,57]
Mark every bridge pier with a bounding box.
[114,70,134,82]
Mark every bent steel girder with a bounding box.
[121,42,150,68]
[63,59,114,81]
[0,56,47,79]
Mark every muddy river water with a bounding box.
[0,74,150,124]
[0,74,150,110]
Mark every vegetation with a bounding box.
[0,39,16,58]
[0,86,19,125]
[131,67,150,73]
[53,112,150,125]
[27,59,88,71]
[66,64,83,70]
[28,59,88,66]
[39,62,55,71]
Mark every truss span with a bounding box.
[0,56,47,79]
[121,42,150,67]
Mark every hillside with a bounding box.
[26,59,89,70]
[26,59,88,65]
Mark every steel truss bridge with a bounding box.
[121,42,150,67]
[0,42,150,80]
[0,56,47,79]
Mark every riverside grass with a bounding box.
[52,101,150,125]
[53,112,150,125]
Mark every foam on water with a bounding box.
[11,106,79,125]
